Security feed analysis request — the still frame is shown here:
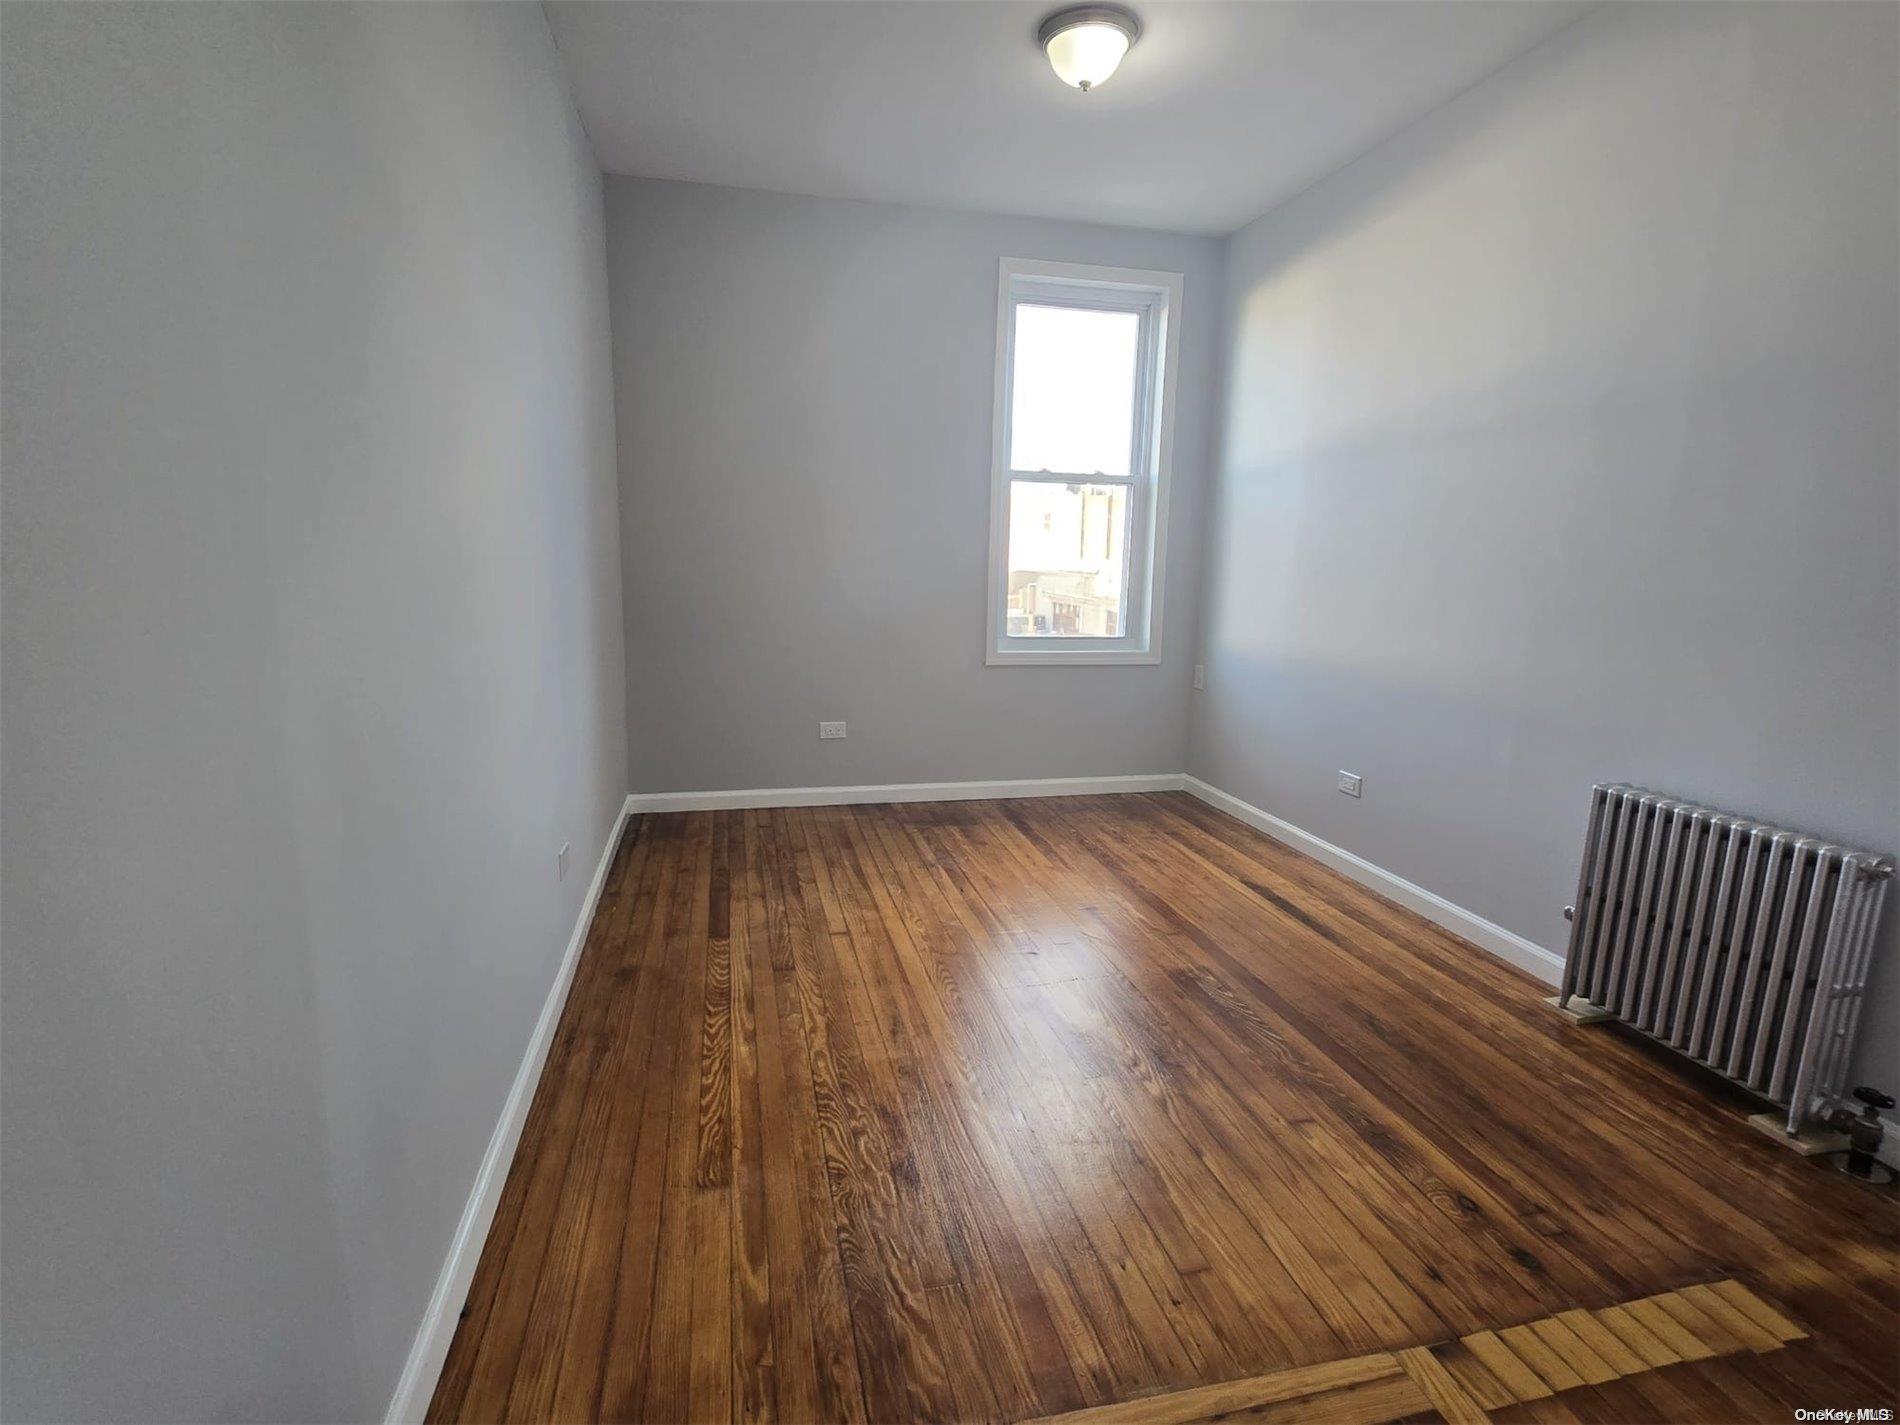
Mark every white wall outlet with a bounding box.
[558,841,571,880]
[1337,771,1363,798]
[1192,663,1205,690]
[818,721,847,740]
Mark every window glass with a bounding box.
[1004,481,1128,638]
[1008,304,1139,477]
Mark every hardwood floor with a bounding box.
[427,793,1897,1424]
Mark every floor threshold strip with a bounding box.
[1021,1278,1806,1424]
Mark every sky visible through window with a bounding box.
[1009,304,1139,477]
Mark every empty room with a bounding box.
[3,1,1897,1422]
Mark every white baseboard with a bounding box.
[1181,774,1565,984]
[623,772,1185,814]
[384,804,629,1425]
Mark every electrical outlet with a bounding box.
[819,721,847,740]
[558,841,571,880]
[1192,663,1205,690]
[1337,771,1363,799]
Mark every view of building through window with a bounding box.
[1006,481,1127,635]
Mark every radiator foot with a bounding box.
[1745,1111,1847,1156]
[1544,995,1613,1024]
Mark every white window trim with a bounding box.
[986,256,1182,666]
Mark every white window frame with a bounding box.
[986,257,1181,666]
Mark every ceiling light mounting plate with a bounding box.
[1037,4,1143,50]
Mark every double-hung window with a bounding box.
[986,257,1180,665]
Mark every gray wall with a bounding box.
[0,4,626,1419]
[606,177,1221,792]
[1190,1,1899,1087]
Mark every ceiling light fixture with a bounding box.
[1038,4,1141,92]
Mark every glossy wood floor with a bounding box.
[428,793,1897,1424]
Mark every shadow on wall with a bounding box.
[1192,0,1899,1092]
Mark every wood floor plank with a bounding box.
[1525,1316,1619,1385]
[1591,1303,1682,1370]
[1678,1282,1786,1353]
[1550,1308,1648,1378]
[1396,1345,1491,1424]
[1245,1372,1430,1425]
[726,813,773,1425]
[594,832,692,1421]
[1707,1279,1806,1344]
[1463,1332,1555,1402]
[687,815,736,1425]
[429,794,1897,1424]
[1022,1353,1406,1425]
[642,811,716,1425]
[1648,1289,1750,1358]
[1622,1296,1720,1363]
[1499,1323,1592,1393]
[1429,1339,1518,1411]
[752,809,867,1425]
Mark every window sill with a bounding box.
[986,649,1161,666]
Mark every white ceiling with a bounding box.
[544,1,1592,237]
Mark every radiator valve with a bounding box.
[1821,1086,1895,1184]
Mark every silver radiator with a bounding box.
[1558,783,1892,1135]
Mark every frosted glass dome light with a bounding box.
[1039,6,1141,92]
